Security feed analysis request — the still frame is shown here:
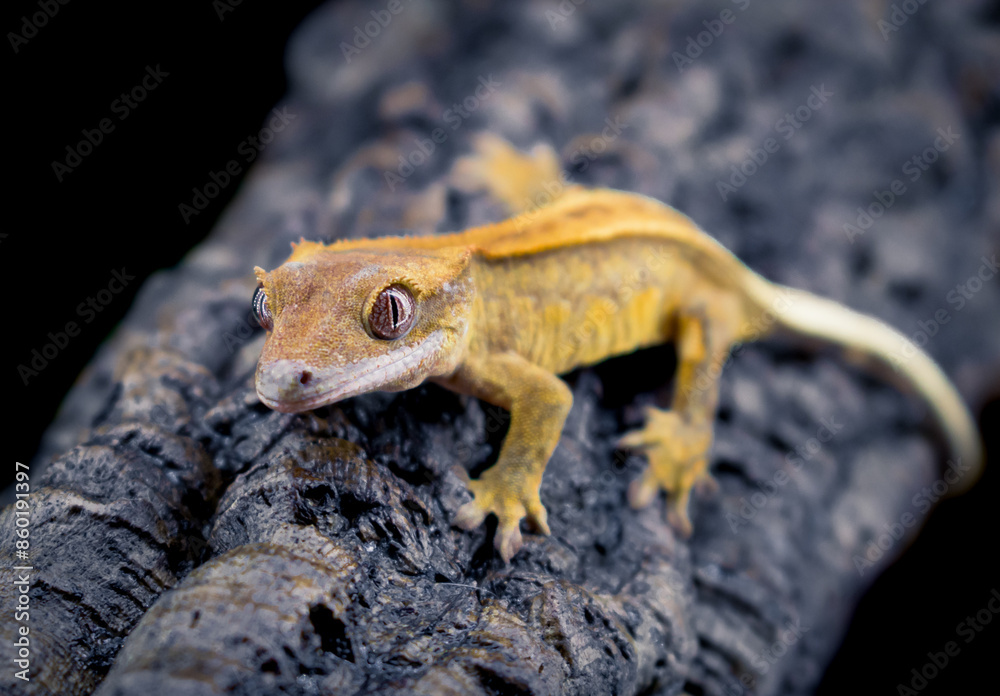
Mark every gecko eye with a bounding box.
[252,285,273,331]
[369,284,415,340]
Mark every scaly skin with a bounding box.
[253,135,983,562]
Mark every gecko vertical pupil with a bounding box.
[370,284,415,339]
[252,285,273,331]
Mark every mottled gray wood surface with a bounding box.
[4,1,998,694]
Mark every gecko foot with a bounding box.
[453,469,550,563]
[618,407,717,536]
[451,133,570,214]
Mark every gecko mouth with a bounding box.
[255,330,446,413]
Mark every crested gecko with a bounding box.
[252,135,983,562]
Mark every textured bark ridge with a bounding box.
[5,0,998,694]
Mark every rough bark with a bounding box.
[4,1,998,695]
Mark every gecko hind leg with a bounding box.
[619,309,735,535]
[451,133,578,214]
[619,408,718,536]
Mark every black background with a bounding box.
[5,1,996,694]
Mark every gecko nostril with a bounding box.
[299,370,312,386]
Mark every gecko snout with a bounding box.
[256,358,324,412]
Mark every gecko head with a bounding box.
[252,241,475,413]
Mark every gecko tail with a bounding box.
[749,279,983,494]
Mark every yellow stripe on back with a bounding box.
[299,189,729,265]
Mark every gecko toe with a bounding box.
[526,501,550,536]
[618,431,654,449]
[451,464,472,485]
[628,475,657,510]
[667,505,694,538]
[453,500,487,531]
[695,473,719,496]
[496,523,524,564]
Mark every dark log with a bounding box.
[5,1,997,695]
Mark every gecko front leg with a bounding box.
[437,352,573,562]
